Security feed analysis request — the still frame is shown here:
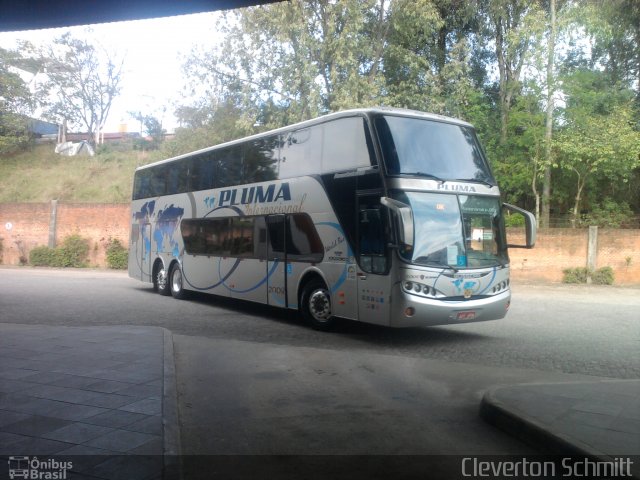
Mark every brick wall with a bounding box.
[0,202,130,267]
[508,228,640,284]
[1,203,639,284]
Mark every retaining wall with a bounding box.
[1,202,638,284]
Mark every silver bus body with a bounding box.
[129,107,535,328]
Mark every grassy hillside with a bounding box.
[0,144,164,203]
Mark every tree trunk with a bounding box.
[495,17,509,145]
[571,170,584,229]
[531,157,541,223]
[541,0,556,228]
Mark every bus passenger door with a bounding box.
[266,215,288,308]
[356,195,391,326]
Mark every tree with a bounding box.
[554,71,640,226]
[0,48,33,154]
[584,0,639,100]
[182,0,393,129]
[35,32,124,146]
[480,0,545,144]
[129,111,166,150]
[541,0,557,228]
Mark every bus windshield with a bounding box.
[392,191,507,269]
[376,115,495,184]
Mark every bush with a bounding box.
[105,238,129,269]
[562,266,615,285]
[56,234,90,267]
[29,234,90,268]
[29,245,56,266]
[504,212,526,227]
[562,267,590,284]
[591,266,614,285]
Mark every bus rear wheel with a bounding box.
[154,264,171,296]
[169,263,188,300]
[301,279,336,331]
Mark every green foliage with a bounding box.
[28,32,124,146]
[29,245,57,266]
[562,267,590,284]
[591,266,614,285]
[28,234,90,268]
[56,234,90,267]
[1,0,638,221]
[562,266,615,285]
[0,47,33,155]
[0,144,162,202]
[553,70,640,223]
[580,199,635,228]
[162,101,252,157]
[504,212,526,227]
[105,238,128,269]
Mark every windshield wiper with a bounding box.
[413,258,460,272]
[452,178,495,187]
[398,172,446,183]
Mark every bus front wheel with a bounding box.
[301,279,336,331]
[170,263,188,300]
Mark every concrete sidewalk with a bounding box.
[2,320,638,479]
[0,324,179,480]
[481,380,640,478]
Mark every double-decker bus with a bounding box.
[129,107,535,330]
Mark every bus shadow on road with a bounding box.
[171,288,493,348]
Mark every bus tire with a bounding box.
[300,279,336,331]
[169,263,188,300]
[154,264,171,296]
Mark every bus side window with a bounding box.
[230,217,254,258]
[218,145,243,188]
[150,166,167,197]
[190,152,216,192]
[359,207,387,274]
[279,127,321,179]
[244,137,279,183]
[266,215,286,260]
[167,159,189,195]
[286,214,323,262]
[133,169,152,199]
[254,217,268,260]
[322,117,372,173]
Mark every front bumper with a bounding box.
[389,286,511,327]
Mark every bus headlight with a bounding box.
[402,281,437,298]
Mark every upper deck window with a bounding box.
[375,115,495,185]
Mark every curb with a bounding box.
[162,328,182,480]
[479,386,640,480]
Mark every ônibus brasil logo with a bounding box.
[8,456,72,480]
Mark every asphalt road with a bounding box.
[2,267,639,476]
[1,267,638,380]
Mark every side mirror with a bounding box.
[503,203,536,248]
[380,197,414,249]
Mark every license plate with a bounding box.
[457,311,476,321]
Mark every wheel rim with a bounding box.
[309,289,331,322]
[171,267,182,293]
[157,268,167,290]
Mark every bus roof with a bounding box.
[135,107,474,172]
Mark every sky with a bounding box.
[0,12,224,134]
